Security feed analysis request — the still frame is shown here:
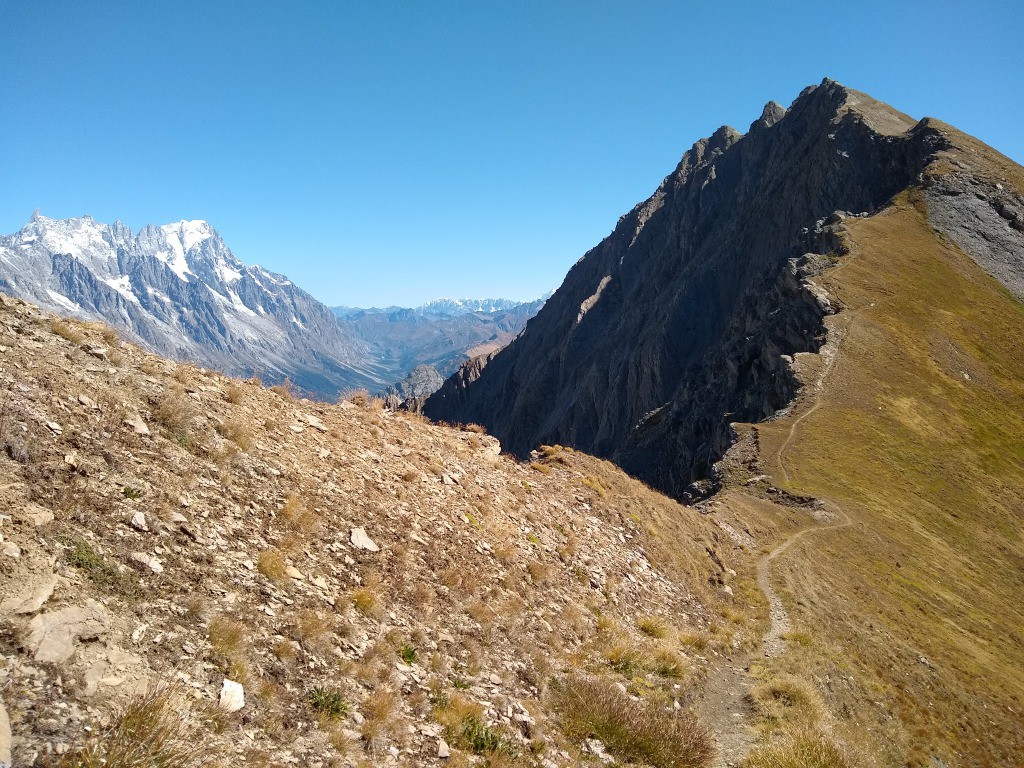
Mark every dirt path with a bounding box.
[701,289,855,766]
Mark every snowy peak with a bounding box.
[416,297,528,316]
[13,214,116,259]
[0,213,378,397]
[161,219,214,252]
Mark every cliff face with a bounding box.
[424,80,958,499]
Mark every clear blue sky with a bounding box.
[2,1,1022,307]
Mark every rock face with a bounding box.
[387,364,447,401]
[0,215,380,397]
[425,79,1020,500]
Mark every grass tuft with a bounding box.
[743,729,856,768]
[553,674,713,768]
[308,686,349,719]
[55,684,222,768]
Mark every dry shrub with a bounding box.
[353,586,383,619]
[582,475,610,499]
[140,359,164,376]
[743,729,856,768]
[217,416,253,451]
[293,608,333,644]
[604,641,649,676]
[173,364,197,384]
[208,615,247,659]
[530,461,552,475]
[50,317,85,344]
[553,674,713,768]
[257,549,287,581]
[153,390,200,446]
[345,389,369,407]
[183,595,208,622]
[750,676,822,727]
[273,638,298,661]
[527,560,550,585]
[463,423,487,434]
[279,493,316,532]
[638,616,670,639]
[225,383,245,404]
[652,647,689,679]
[55,683,222,768]
[360,687,399,750]
[269,378,297,400]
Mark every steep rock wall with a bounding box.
[425,80,951,500]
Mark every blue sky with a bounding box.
[2,1,1022,307]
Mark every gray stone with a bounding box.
[0,571,57,616]
[219,679,245,712]
[0,694,10,767]
[129,511,149,532]
[129,552,163,574]
[437,738,451,759]
[124,414,150,436]
[350,527,379,552]
[27,599,110,663]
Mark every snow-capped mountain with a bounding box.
[0,212,384,395]
[416,297,526,316]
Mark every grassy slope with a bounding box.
[753,191,1024,766]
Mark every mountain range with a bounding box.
[0,214,546,398]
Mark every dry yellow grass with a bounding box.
[256,549,287,581]
[553,674,713,768]
[747,191,1024,766]
[743,729,856,768]
[50,317,85,344]
[54,684,223,768]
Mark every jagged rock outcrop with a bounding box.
[425,79,1001,500]
[0,214,383,396]
[386,364,446,403]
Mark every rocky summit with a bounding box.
[423,79,1024,502]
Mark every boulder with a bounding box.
[219,679,245,712]
[350,527,379,552]
[27,599,110,663]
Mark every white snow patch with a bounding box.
[46,290,82,312]
[157,220,213,280]
[217,262,242,284]
[290,315,305,329]
[227,290,256,317]
[103,275,140,304]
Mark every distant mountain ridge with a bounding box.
[331,294,549,387]
[0,212,383,395]
[0,212,549,398]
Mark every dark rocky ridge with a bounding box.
[424,79,955,500]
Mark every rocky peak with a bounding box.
[423,80,967,500]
